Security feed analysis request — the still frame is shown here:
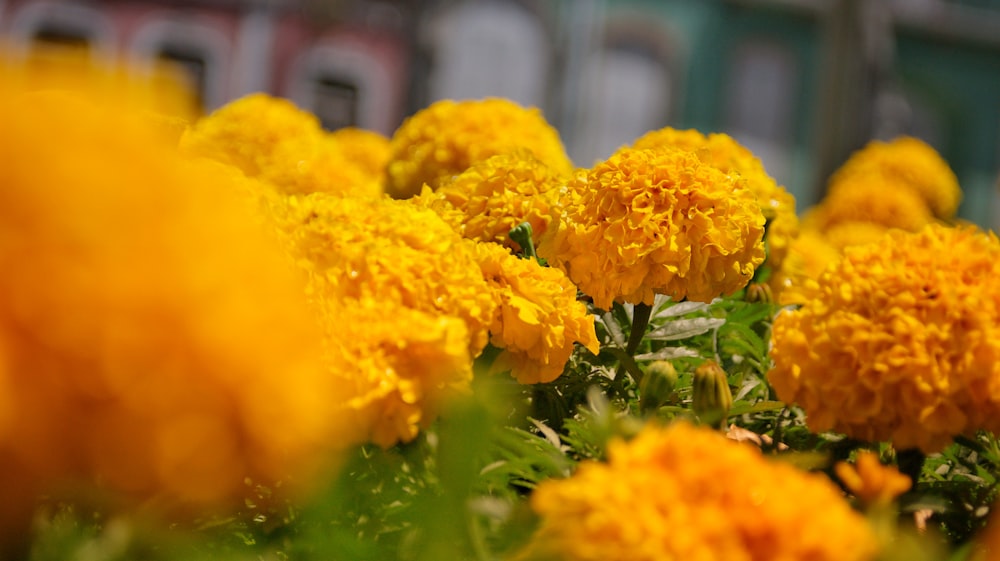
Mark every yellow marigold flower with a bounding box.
[323,297,473,448]
[538,147,766,310]
[385,98,573,199]
[411,151,564,252]
[180,93,321,175]
[180,93,381,198]
[514,422,878,561]
[809,173,934,233]
[472,241,599,384]
[830,136,961,219]
[630,127,800,270]
[768,223,1000,452]
[822,221,892,251]
[768,230,842,306]
[329,126,392,184]
[834,451,912,507]
[264,192,497,356]
[260,134,382,198]
[0,81,346,536]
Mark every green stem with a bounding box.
[610,347,645,386]
[896,447,926,485]
[625,302,652,356]
[508,222,537,260]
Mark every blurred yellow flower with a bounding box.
[472,242,599,384]
[0,74,346,536]
[830,136,961,220]
[821,221,892,251]
[263,191,497,357]
[768,224,1000,452]
[514,422,878,561]
[385,98,573,199]
[329,126,392,185]
[806,173,934,233]
[834,451,911,507]
[539,147,765,310]
[180,93,381,198]
[630,127,799,270]
[768,230,842,306]
[411,151,564,252]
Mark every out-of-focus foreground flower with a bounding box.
[834,451,912,508]
[0,61,348,540]
[768,223,1000,452]
[513,421,878,561]
[539,147,766,310]
[384,97,574,199]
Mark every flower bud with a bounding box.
[745,282,773,304]
[639,360,678,414]
[692,360,733,427]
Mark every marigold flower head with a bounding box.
[834,451,911,507]
[630,127,800,269]
[768,223,1000,452]
[263,192,497,356]
[821,221,892,251]
[411,151,564,252]
[514,421,878,561]
[768,230,842,306]
[0,79,346,535]
[831,136,961,219]
[323,296,473,448]
[538,147,766,310]
[809,173,934,233]
[385,98,573,199]
[329,126,392,184]
[472,242,598,384]
[180,94,381,198]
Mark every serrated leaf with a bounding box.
[530,418,564,450]
[634,347,701,361]
[653,299,714,319]
[645,317,725,341]
[727,400,786,416]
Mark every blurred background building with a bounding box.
[1,0,998,226]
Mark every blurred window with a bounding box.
[724,39,798,184]
[426,0,550,108]
[287,42,395,134]
[573,44,671,165]
[131,18,230,110]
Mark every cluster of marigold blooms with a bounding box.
[5,49,1000,561]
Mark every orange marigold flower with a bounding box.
[834,451,912,507]
[830,136,961,219]
[809,173,934,233]
[821,221,892,251]
[514,422,878,561]
[180,93,381,198]
[410,151,564,252]
[538,147,766,310]
[323,297,473,448]
[472,242,599,384]
[768,223,1000,452]
[263,192,497,356]
[630,127,800,269]
[385,98,573,199]
[329,126,392,184]
[0,80,346,537]
[768,230,842,306]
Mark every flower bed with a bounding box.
[2,53,998,561]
